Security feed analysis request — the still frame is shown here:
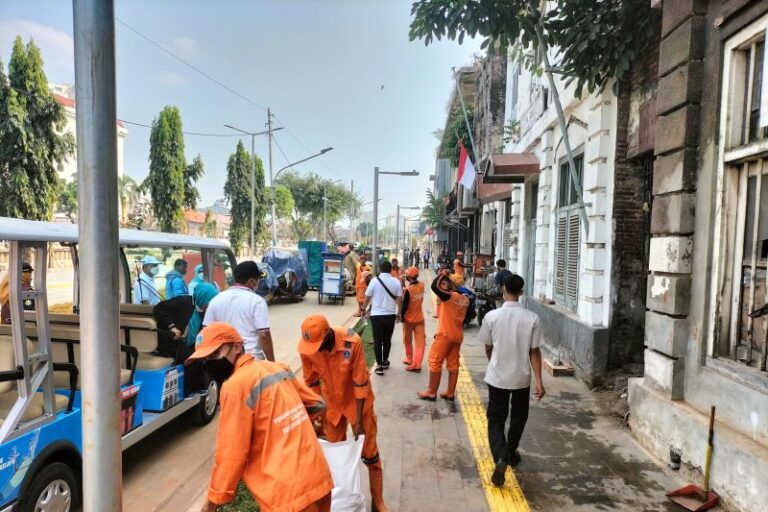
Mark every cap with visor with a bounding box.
[297,315,331,355]
[185,322,243,363]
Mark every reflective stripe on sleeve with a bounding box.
[246,370,295,409]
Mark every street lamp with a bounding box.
[395,205,420,260]
[373,168,419,272]
[224,123,284,252]
[271,147,333,247]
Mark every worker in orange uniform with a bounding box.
[453,251,471,278]
[190,322,333,512]
[354,255,372,317]
[418,271,470,401]
[298,315,390,512]
[390,258,402,280]
[402,266,426,371]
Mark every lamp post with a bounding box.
[271,147,334,247]
[395,205,420,260]
[373,168,419,272]
[224,123,284,252]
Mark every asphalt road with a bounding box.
[120,290,357,512]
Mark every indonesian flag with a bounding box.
[457,139,476,189]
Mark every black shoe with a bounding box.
[375,366,385,375]
[491,460,507,486]
[508,451,521,467]
[381,361,391,369]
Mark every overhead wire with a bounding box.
[119,119,244,138]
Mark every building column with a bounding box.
[534,129,554,299]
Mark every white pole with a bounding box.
[372,167,379,273]
[269,108,277,248]
[73,0,123,508]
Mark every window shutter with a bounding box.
[566,211,580,306]
[555,213,567,301]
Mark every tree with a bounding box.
[444,108,474,168]
[224,141,257,253]
[202,208,218,238]
[356,221,374,243]
[184,154,204,210]
[274,184,295,220]
[118,174,139,226]
[0,37,75,220]
[409,0,659,97]
[57,176,78,223]
[145,106,186,232]
[422,189,444,229]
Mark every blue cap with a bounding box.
[141,255,161,266]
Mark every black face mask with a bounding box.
[203,349,235,383]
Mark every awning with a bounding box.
[476,180,513,205]
[482,153,540,183]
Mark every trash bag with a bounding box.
[319,436,367,512]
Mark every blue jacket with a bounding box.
[165,270,189,300]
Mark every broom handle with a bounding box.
[703,406,715,492]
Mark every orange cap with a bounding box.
[448,273,464,286]
[405,266,419,278]
[185,322,242,363]
[298,315,331,355]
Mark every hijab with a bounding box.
[186,282,219,346]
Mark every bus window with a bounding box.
[123,247,201,304]
[48,242,76,313]
[215,250,236,291]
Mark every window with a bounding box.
[714,15,768,373]
[123,247,202,304]
[554,155,583,310]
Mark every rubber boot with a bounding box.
[440,371,459,401]
[406,343,425,372]
[368,462,389,512]
[402,338,413,365]
[417,371,441,401]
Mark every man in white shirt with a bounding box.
[202,261,275,361]
[363,260,402,376]
[132,255,163,305]
[477,273,545,487]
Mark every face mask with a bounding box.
[203,353,235,383]
[197,272,204,280]
[150,266,160,277]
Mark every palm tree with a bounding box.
[118,175,139,226]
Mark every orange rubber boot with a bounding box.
[417,371,441,401]
[369,462,389,512]
[407,343,425,372]
[440,371,459,401]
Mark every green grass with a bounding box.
[354,319,376,367]
[218,482,259,512]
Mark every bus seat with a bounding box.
[136,353,174,370]
[120,304,155,316]
[0,392,69,424]
[0,342,15,394]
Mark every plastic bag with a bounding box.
[319,436,367,512]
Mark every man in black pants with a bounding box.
[363,260,402,375]
[477,274,545,486]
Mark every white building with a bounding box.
[50,83,128,182]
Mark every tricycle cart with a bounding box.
[318,252,346,305]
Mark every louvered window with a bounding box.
[554,155,583,310]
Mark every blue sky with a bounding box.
[0,0,480,221]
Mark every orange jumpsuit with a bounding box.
[355,263,372,304]
[402,281,426,369]
[301,328,380,464]
[428,287,469,373]
[454,258,466,277]
[208,355,333,512]
[390,267,402,280]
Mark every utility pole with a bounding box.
[250,133,255,253]
[323,183,327,242]
[350,180,355,241]
[395,204,400,258]
[267,108,277,248]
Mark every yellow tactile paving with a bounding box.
[457,358,531,512]
[426,271,529,511]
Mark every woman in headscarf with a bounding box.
[187,263,206,297]
[186,282,218,346]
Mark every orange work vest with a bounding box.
[436,291,469,342]
[404,281,425,324]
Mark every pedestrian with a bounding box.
[413,247,420,267]
[298,314,390,512]
[203,261,275,361]
[0,262,35,324]
[418,270,469,401]
[402,266,426,372]
[187,263,205,297]
[390,258,402,280]
[192,322,333,512]
[354,255,372,317]
[132,255,163,305]
[453,251,471,278]
[165,258,189,300]
[478,274,545,486]
[423,249,430,270]
[363,260,402,376]
[437,249,450,270]
[493,259,513,307]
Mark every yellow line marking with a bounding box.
[457,358,530,512]
[425,268,530,511]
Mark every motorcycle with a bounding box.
[456,285,477,327]
[476,290,501,327]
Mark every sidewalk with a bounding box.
[368,276,696,512]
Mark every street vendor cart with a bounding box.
[319,252,346,305]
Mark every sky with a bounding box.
[0,0,481,224]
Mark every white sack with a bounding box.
[319,436,367,512]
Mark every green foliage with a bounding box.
[146,106,186,232]
[273,184,295,220]
[224,141,261,253]
[410,0,660,98]
[203,208,217,238]
[421,189,444,229]
[218,482,259,512]
[0,37,75,220]
[118,175,139,226]
[444,108,474,168]
[57,177,77,223]
[184,154,204,210]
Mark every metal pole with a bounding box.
[395,205,400,258]
[250,133,255,253]
[268,108,277,248]
[350,180,354,241]
[454,70,479,161]
[323,184,327,242]
[372,167,379,273]
[73,0,122,509]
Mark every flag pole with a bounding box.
[454,69,479,162]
